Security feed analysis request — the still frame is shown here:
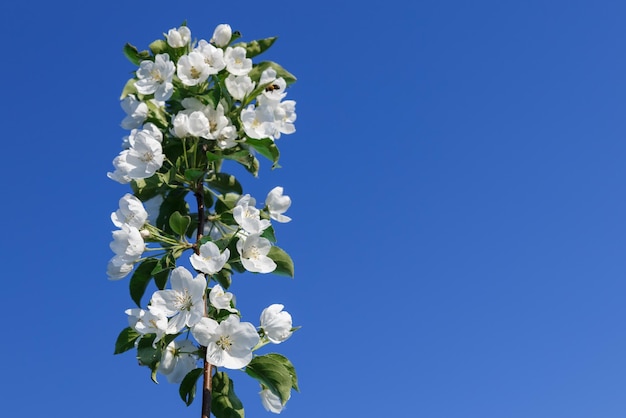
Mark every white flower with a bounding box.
[111,127,164,180]
[190,241,230,275]
[111,193,148,229]
[241,104,277,140]
[234,194,271,234]
[195,40,226,73]
[211,24,232,47]
[216,125,238,149]
[259,68,287,101]
[166,26,191,48]
[191,315,259,369]
[135,54,175,101]
[260,388,289,414]
[236,234,276,273]
[209,285,237,313]
[149,267,206,333]
[260,304,293,344]
[107,255,134,280]
[125,308,168,342]
[265,187,291,223]
[159,340,198,383]
[110,225,144,262]
[224,47,252,76]
[225,75,255,101]
[177,52,212,86]
[120,95,148,130]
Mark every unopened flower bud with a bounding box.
[212,24,232,47]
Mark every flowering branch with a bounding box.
[108,22,300,417]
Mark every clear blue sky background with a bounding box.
[2,0,626,417]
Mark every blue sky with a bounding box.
[2,0,626,417]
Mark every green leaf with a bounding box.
[149,39,168,55]
[245,137,280,167]
[179,368,203,406]
[215,193,241,215]
[208,173,243,195]
[136,335,161,383]
[123,43,150,65]
[114,327,141,355]
[267,246,294,277]
[260,225,276,243]
[151,252,176,289]
[184,169,205,182]
[169,211,192,236]
[129,258,159,307]
[238,37,277,58]
[157,189,189,232]
[248,61,297,85]
[214,268,232,290]
[212,372,244,418]
[245,355,292,404]
[264,353,299,391]
[223,151,259,177]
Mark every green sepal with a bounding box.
[129,258,159,307]
[179,368,203,406]
[123,43,151,65]
[114,327,141,355]
[268,246,294,277]
[236,37,277,58]
[245,137,280,168]
[248,61,297,85]
[212,371,244,418]
[169,211,192,236]
[149,39,168,55]
[245,354,292,404]
[208,173,243,195]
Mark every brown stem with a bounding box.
[195,179,214,418]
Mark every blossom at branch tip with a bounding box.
[149,267,206,334]
[135,54,175,101]
[111,193,148,229]
[265,187,292,223]
[177,52,212,86]
[159,340,198,383]
[195,40,226,73]
[125,308,168,342]
[260,68,287,101]
[190,241,230,275]
[260,304,293,344]
[120,95,148,130]
[260,388,290,414]
[109,126,164,182]
[211,24,232,47]
[166,26,191,48]
[107,255,134,280]
[191,315,259,369]
[209,285,238,313]
[236,234,276,273]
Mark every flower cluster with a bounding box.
[108,23,299,416]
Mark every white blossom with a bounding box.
[225,75,255,101]
[260,304,293,343]
[149,267,206,333]
[109,126,164,180]
[190,241,230,275]
[107,255,134,280]
[234,194,271,234]
[241,104,277,140]
[195,40,226,73]
[211,24,232,47]
[120,95,148,130]
[166,26,191,48]
[265,187,291,223]
[159,340,198,383]
[259,68,287,101]
[260,388,289,414]
[236,234,276,273]
[209,285,237,313]
[177,52,212,86]
[125,308,168,342]
[110,225,144,262]
[135,54,175,101]
[224,47,252,76]
[191,315,259,369]
[111,193,148,229]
